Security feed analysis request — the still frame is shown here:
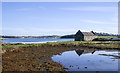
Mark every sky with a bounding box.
[2,2,118,36]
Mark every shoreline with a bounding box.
[2,41,120,50]
[2,41,120,71]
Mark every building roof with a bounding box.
[75,30,97,36]
[82,32,95,36]
[75,30,83,36]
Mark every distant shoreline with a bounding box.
[1,35,61,39]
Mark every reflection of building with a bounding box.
[75,49,84,56]
[91,50,96,54]
[75,49,96,56]
[75,30,98,41]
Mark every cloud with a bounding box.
[16,8,33,11]
[80,19,118,34]
[16,6,45,11]
[2,27,77,36]
[95,27,118,34]
[111,17,118,22]
[81,20,117,25]
[61,6,118,12]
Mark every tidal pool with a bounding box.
[52,49,119,71]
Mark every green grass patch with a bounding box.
[98,36,118,38]
[2,44,43,50]
[2,41,119,50]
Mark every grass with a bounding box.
[2,44,43,49]
[98,36,118,38]
[2,41,119,50]
[46,41,119,45]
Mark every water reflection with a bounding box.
[52,49,118,71]
[75,49,84,56]
[75,49,96,56]
[92,50,96,54]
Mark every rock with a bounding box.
[85,67,87,69]
[44,62,47,63]
[69,65,73,67]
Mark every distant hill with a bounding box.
[60,34,75,38]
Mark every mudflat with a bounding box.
[2,41,120,71]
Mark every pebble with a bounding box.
[69,65,73,67]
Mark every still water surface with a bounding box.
[52,50,118,71]
[1,38,74,43]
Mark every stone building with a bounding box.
[75,30,98,41]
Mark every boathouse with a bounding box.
[75,30,98,41]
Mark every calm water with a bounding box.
[52,50,118,71]
[1,38,74,43]
[106,38,120,40]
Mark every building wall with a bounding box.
[75,31,84,41]
[84,36,98,41]
[75,35,84,41]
